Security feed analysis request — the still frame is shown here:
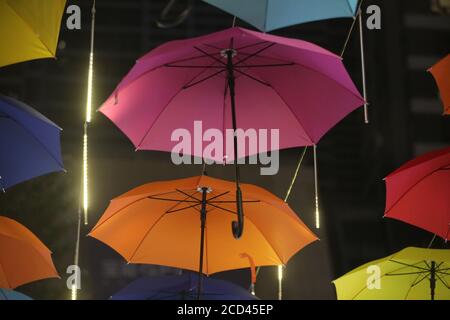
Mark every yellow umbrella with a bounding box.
[333,247,450,300]
[0,0,66,68]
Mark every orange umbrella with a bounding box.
[0,216,59,289]
[428,54,450,115]
[89,176,317,296]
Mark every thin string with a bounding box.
[428,234,437,248]
[284,147,308,202]
[340,0,364,57]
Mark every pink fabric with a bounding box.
[384,147,450,240]
[100,27,364,162]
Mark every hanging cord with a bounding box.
[340,0,364,57]
[427,234,437,248]
[340,0,369,123]
[232,16,237,27]
[284,147,308,202]
[156,0,193,28]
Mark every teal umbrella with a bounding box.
[0,288,32,300]
[202,0,358,32]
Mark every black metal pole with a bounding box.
[225,49,244,239]
[430,261,436,301]
[197,187,208,300]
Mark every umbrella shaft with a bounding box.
[430,261,436,301]
[225,49,244,239]
[226,52,240,185]
[197,187,208,300]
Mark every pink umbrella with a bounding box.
[99,27,364,237]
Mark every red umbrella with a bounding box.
[384,147,450,241]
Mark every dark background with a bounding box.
[0,0,449,300]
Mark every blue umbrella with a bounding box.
[202,0,358,32]
[0,288,32,300]
[0,95,64,190]
[111,274,258,300]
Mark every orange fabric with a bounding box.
[0,216,59,289]
[90,176,318,275]
[429,54,450,115]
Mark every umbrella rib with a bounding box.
[351,263,422,300]
[135,87,185,149]
[386,270,430,276]
[235,63,295,68]
[390,260,430,272]
[236,51,295,65]
[385,168,444,215]
[162,54,217,65]
[410,273,430,287]
[176,189,202,202]
[243,215,285,265]
[234,43,276,66]
[206,202,238,215]
[180,59,226,88]
[268,83,315,144]
[209,200,260,203]
[233,69,271,86]
[235,41,270,51]
[404,272,429,300]
[89,197,153,232]
[128,212,170,262]
[2,117,64,169]
[147,196,198,203]
[164,190,203,213]
[6,3,55,56]
[165,64,225,68]
[435,273,450,289]
[194,46,226,66]
[206,191,230,201]
[183,69,226,89]
[166,203,202,214]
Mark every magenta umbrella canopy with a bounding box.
[100,27,364,163]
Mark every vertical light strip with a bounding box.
[82,129,89,225]
[86,52,94,123]
[71,284,77,300]
[83,1,96,225]
[277,265,283,300]
[313,145,320,229]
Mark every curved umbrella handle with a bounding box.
[232,187,244,239]
[156,0,193,29]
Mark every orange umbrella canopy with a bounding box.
[429,54,450,115]
[0,216,59,289]
[89,176,318,275]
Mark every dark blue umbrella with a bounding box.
[0,95,64,190]
[110,274,258,300]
